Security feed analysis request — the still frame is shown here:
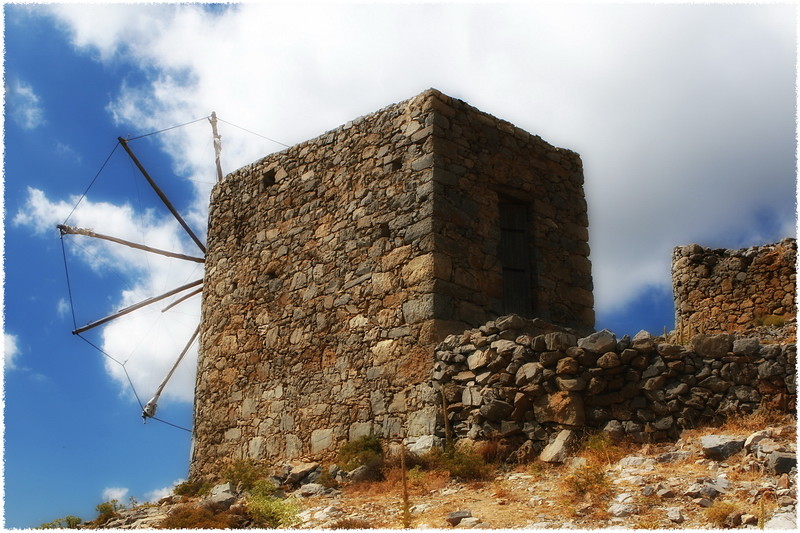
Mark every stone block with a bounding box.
[578,330,617,353]
[533,391,585,426]
[691,334,733,358]
[310,429,333,454]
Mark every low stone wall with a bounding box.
[672,239,796,339]
[421,315,795,459]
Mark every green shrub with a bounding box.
[416,446,492,481]
[39,515,82,529]
[338,435,384,471]
[224,459,271,491]
[756,314,786,327]
[246,493,300,528]
[173,479,212,497]
[94,499,124,526]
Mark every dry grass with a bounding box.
[327,517,376,529]
[681,406,796,440]
[704,500,739,527]
[577,432,637,465]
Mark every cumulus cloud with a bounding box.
[48,3,795,308]
[4,333,21,370]
[102,487,129,502]
[29,3,796,403]
[7,78,45,130]
[145,479,184,502]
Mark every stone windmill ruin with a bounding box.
[189,89,594,478]
[61,89,796,483]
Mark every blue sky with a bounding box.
[2,2,796,528]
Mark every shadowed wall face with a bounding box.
[190,89,593,479]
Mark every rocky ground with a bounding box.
[85,414,796,530]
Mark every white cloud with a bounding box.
[7,79,45,130]
[4,333,21,370]
[101,487,129,502]
[29,3,796,406]
[57,298,71,318]
[145,479,184,502]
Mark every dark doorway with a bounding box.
[498,201,533,316]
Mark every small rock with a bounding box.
[666,507,684,523]
[446,510,472,526]
[286,462,320,485]
[608,503,637,517]
[656,450,691,463]
[298,483,326,497]
[741,513,758,525]
[766,451,797,474]
[656,485,676,498]
[456,517,483,528]
[700,435,745,460]
[777,473,791,489]
[694,497,713,507]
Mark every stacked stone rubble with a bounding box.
[672,239,796,339]
[424,314,796,458]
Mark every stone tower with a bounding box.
[190,89,593,479]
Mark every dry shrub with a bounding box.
[579,432,635,465]
[329,517,375,529]
[349,465,450,497]
[683,406,796,439]
[704,500,739,528]
[559,463,613,504]
[157,504,237,529]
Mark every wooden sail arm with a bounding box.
[72,279,203,335]
[117,137,207,254]
[57,224,205,264]
[142,324,201,420]
[161,286,203,313]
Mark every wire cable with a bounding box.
[125,115,210,141]
[59,235,79,331]
[63,141,121,225]
[74,332,191,432]
[216,117,291,148]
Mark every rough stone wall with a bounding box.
[672,239,796,339]
[191,89,592,479]
[424,314,795,460]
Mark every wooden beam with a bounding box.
[209,111,224,182]
[118,137,207,254]
[161,286,203,313]
[57,224,205,264]
[142,324,201,419]
[73,279,203,335]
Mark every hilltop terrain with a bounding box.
[73,410,796,530]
